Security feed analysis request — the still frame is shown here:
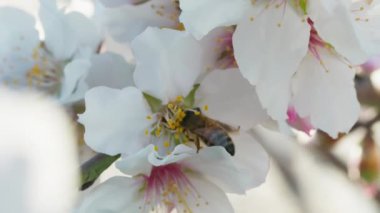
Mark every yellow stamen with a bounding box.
[176,96,184,102]
[203,105,209,111]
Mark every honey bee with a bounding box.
[180,108,239,156]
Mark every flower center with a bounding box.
[0,42,63,95]
[307,18,328,63]
[139,164,208,213]
[26,44,63,95]
[307,18,353,72]
[146,96,197,155]
[215,27,237,69]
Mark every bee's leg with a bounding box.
[195,137,201,153]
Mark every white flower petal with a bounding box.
[292,50,360,137]
[64,11,102,53]
[183,146,246,194]
[231,131,269,189]
[233,6,310,121]
[185,174,234,213]
[148,144,195,166]
[197,69,269,130]
[76,176,145,213]
[132,27,203,103]
[102,0,179,42]
[179,0,249,39]
[78,86,153,155]
[86,52,134,89]
[0,7,39,83]
[59,59,91,103]
[39,0,78,60]
[308,0,369,65]
[100,0,135,7]
[116,145,154,176]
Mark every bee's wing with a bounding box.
[206,117,239,132]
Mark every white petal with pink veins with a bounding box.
[292,50,360,137]
[308,0,370,65]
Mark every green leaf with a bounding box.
[299,0,307,14]
[80,153,120,190]
[184,84,200,108]
[143,93,162,113]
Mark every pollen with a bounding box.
[176,96,184,102]
[154,146,159,151]
[155,128,162,137]
[168,103,174,110]
[203,105,209,111]
[145,129,150,136]
[164,141,170,148]
[146,115,153,120]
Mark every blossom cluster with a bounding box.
[1,0,380,212]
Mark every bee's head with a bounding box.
[181,108,204,130]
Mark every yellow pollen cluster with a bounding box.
[166,97,187,131]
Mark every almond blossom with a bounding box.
[79,27,268,155]
[0,1,102,103]
[77,139,268,213]
[78,27,270,211]
[179,0,380,137]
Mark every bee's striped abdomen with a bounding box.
[195,128,235,156]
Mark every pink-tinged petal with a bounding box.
[199,27,237,72]
[179,0,249,39]
[132,27,203,103]
[141,163,234,213]
[197,69,269,130]
[287,106,314,135]
[78,86,154,155]
[102,0,179,42]
[233,5,310,121]
[308,0,371,64]
[76,176,145,213]
[362,56,380,73]
[292,50,360,137]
